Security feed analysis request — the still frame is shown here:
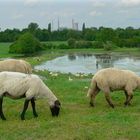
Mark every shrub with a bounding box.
[9,32,42,54]
[75,41,93,49]
[92,41,104,48]
[103,41,117,51]
[67,38,76,48]
[42,43,70,49]
[57,44,70,49]
[43,43,56,49]
[68,39,93,49]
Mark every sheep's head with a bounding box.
[50,100,61,117]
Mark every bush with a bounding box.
[42,43,70,49]
[103,41,117,51]
[9,32,42,54]
[57,44,70,49]
[92,41,104,48]
[43,43,56,49]
[67,38,76,48]
[68,39,93,49]
[75,41,93,49]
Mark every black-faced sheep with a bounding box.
[87,68,140,108]
[0,72,61,120]
[0,59,32,74]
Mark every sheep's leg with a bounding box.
[90,88,100,107]
[126,93,133,106]
[21,99,30,120]
[0,97,6,120]
[124,91,128,105]
[105,92,114,108]
[31,98,38,118]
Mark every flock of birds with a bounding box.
[34,70,90,89]
[48,71,89,89]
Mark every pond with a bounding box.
[34,53,140,75]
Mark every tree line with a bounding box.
[1,22,140,48]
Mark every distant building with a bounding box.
[72,19,79,31]
[73,22,78,30]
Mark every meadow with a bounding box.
[0,42,140,140]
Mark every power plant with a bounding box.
[51,18,80,31]
[72,19,79,30]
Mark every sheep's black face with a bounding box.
[50,100,61,117]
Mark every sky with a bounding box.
[0,0,140,30]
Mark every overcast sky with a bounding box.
[0,0,140,30]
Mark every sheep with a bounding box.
[87,68,140,108]
[0,71,61,120]
[0,59,32,74]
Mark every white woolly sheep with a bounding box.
[0,71,61,120]
[87,68,140,108]
[0,59,32,74]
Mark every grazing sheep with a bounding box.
[87,68,140,108]
[0,59,32,74]
[0,72,61,120]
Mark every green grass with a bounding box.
[0,72,140,140]
[0,42,11,57]
[0,42,140,140]
[0,42,23,58]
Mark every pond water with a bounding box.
[34,53,140,75]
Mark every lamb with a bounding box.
[0,71,61,120]
[87,68,140,108]
[0,59,32,74]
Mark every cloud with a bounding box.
[89,10,102,16]
[40,9,76,18]
[53,11,76,17]
[24,0,40,7]
[12,14,24,20]
[117,10,129,14]
[40,12,48,17]
[121,0,140,7]
[90,0,106,7]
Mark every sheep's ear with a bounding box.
[55,100,61,107]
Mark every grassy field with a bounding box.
[0,43,12,57]
[0,42,140,140]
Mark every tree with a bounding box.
[34,29,49,41]
[84,28,96,41]
[82,23,86,35]
[9,32,42,54]
[97,27,116,42]
[28,22,39,34]
[67,30,82,39]
[48,23,51,33]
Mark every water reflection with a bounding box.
[68,54,76,61]
[67,53,114,69]
[94,54,114,69]
[34,53,140,75]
